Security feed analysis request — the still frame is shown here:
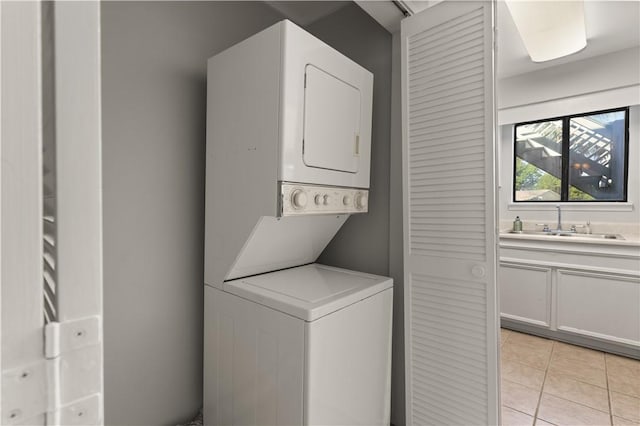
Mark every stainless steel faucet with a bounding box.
[555,204,562,231]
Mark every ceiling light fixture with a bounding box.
[505,0,587,63]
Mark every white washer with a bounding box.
[203,263,393,425]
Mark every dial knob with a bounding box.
[291,189,307,209]
[355,193,367,210]
[314,194,323,205]
[323,194,330,205]
[343,195,352,206]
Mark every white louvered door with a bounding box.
[401,2,499,425]
[2,3,104,424]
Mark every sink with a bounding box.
[508,230,625,240]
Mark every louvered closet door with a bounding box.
[2,3,103,424]
[401,2,499,425]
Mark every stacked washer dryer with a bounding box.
[204,20,393,426]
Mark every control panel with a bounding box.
[280,182,368,216]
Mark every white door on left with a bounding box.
[1,2,104,424]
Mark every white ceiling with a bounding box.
[497,1,640,78]
[264,1,640,79]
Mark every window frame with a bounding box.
[512,106,630,203]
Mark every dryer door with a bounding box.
[303,65,361,174]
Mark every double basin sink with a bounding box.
[508,230,625,240]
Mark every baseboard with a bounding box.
[501,319,640,360]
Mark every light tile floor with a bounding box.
[501,328,640,426]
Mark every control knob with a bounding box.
[355,192,367,210]
[343,195,352,206]
[290,189,307,209]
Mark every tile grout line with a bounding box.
[542,345,610,390]
[528,340,610,424]
[605,355,614,426]
[537,342,613,420]
[604,357,640,399]
[538,389,613,415]
[543,368,609,390]
[532,339,556,425]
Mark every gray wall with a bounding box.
[308,4,399,424]
[102,2,394,425]
[311,4,392,278]
[101,3,286,424]
[389,31,405,426]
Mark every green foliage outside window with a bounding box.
[569,186,595,201]
[514,158,539,191]
[515,158,560,197]
[515,158,593,200]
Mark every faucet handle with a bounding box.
[536,223,550,232]
[572,224,586,233]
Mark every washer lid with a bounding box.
[223,263,392,321]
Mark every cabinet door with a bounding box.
[303,65,360,174]
[557,270,640,345]
[499,263,551,327]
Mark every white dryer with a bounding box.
[204,20,392,426]
[204,19,374,289]
[204,264,393,425]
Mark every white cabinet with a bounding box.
[499,263,551,327]
[499,237,640,354]
[557,269,640,344]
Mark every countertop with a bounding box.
[500,230,640,248]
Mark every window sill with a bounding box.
[507,202,634,212]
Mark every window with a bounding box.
[513,107,629,202]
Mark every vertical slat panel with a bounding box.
[402,2,498,425]
[407,6,487,263]
[53,2,104,422]
[1,0,44,373]
[54,1,103,322]
[410,274,488,424]
[1,3,46,425]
